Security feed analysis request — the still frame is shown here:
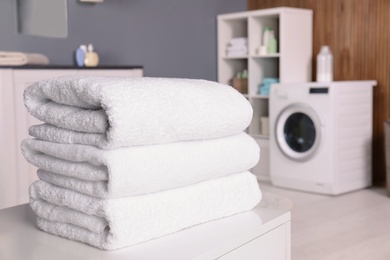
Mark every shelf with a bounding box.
[248,58,279,95]
[251,53,280,58]
[242,94,269,99]
[250,94,269,99]
[219,59,247,86]
[218,7,313,182]
[223,56,248,60]
[250,134,270,140]
[220,15,248,22]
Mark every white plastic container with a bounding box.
[262,28,271,47]
[316,46,333,82]
[260,28,272,55]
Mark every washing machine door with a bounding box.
[275,104,322,161]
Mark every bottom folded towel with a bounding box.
[30,172,261,250]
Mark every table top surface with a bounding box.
[0,65,143,70]
[0,200,290,260]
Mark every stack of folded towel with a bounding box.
[258,77,280,96]
[21,76,262,250]
[0,51,49,66]
[226,37,248,57]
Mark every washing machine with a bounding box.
[270,81,376,195]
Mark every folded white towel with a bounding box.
[229,37,248,46]
[22,133,260,198]
[0,51,49,66]
[227,46,248,53]
[227,50,248,57]
[24,76,252,148]
[30,172,262,250]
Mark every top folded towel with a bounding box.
[0,51,49,66]
[24,76,252,148]
[229,37,248,46]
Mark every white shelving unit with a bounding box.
[217,7,313,181]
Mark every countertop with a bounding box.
[0,200,290,260]
[0,65,143,70]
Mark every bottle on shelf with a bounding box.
[257,27,268,55]
[84,44,99,67]
[316,45,333,82]
[75,45,87,67]
[267,31,277,54]
[242,69,248,79]
[258,28,277,56]
[262,28,271,47]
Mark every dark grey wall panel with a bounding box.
[0,0,246,80]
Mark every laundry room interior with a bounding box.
[218,0,390,259]
[0,0,390,259]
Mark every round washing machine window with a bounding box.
[284,113,316,153]
[276,104,322,161]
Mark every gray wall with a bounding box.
[0,0,246,80]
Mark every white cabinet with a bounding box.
[0,203,291,259]
[220,222,290,260]
[0,68,143,209]
[217,7,312,181]
[0,70,18,209]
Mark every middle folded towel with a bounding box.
[22,132,259,199]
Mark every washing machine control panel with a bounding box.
[309,87,328,94]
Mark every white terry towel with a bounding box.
[30,172,262,250]
[227,50,248,57]
[24,76,252,148]
[229,37,248,46]
[227,46,248,53]
[22,133,260,198]
[0,51,49,65]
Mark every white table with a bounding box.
[0,202,290,259]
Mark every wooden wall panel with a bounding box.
[248,0,390,185]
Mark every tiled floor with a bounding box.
[259,181,390,260]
